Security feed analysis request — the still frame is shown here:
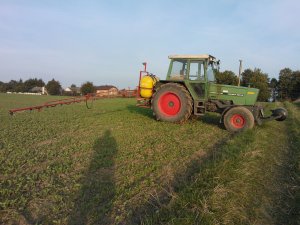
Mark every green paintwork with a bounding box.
[208,83,259,105]
[162,56,259,106]
[183,80,200,100]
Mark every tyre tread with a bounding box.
[151,83,192,123]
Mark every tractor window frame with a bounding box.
[168,59,188,80]
[207,62,216,83]
[188,60,205,81]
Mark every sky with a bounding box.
[0,0,299,89]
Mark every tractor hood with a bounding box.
[208,83,259,105]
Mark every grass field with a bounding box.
[0,93,299,225]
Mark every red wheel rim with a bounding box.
[158,92,181,116]
[230,114,245,128]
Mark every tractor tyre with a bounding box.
[151,83,192,123]
[223,106,255,132]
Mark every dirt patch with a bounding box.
[0,210,30,225]
[34,139,58,147]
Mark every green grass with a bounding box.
[0,93,299,225]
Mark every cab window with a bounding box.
[189,61,204,80]
[170,60,187,80]
[207,63,215,82]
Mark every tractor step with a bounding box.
[194,100,205,115]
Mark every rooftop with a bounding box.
[95,85,118,90]
[168,54,215,60]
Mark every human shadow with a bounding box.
[68,130,118,225]
[127,105,153,119]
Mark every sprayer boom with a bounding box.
[9,94,96,115]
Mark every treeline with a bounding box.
[0,78,97,96]
[0,78,63,95]
[0,78,45,93]
[1,68,299,101]
[216,67,300,101]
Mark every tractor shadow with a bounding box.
[68,130,118,225]
[194,113,223,128]
[127,105,153,119]
[126,131,256,224]
[127,104,222,129]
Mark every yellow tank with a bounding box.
[140,75,158,98]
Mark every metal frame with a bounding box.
[9,94,96,115]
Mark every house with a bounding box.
[30,86,48,95]
[95,85,118,97]
[64,87,72,92]
[64,87,81,95]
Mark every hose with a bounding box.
[85,94,94,109]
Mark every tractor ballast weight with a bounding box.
[136,54,287,132]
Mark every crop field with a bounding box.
[0,93,299,225]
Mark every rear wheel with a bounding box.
[223,106,254,132]
[151,83,192,123]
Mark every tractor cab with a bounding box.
[163,55,220,104]
[167,54,218,82]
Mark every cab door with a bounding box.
[187,60,206,99]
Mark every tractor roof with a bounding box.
[168,54,215,60]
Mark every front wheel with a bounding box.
[223,107,255,132]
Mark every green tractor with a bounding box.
[137,54,287,132]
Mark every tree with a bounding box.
[241,68,271,102]
[291,70,300,99]
[215,70,238,85]
[278,68,293,100]
[46,79,61,95]
[0,79,23,92]
[0,81,7,92]
[6,80,18,92]
[80,82,95,95]
[278,68,300,100]
[23,78,45,92]
[14,79,24,92]
[70,84,76,88]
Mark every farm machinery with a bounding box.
[8,94,96,115]
[137,54,287,132]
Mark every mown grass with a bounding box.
[0,93,299,225]
[0,94,227,224]
[140,102,300,225]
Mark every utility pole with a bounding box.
[238,59,242,86]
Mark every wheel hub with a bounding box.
[231,114,245,128]
[168,101,174,107]
[158,92,181,116]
